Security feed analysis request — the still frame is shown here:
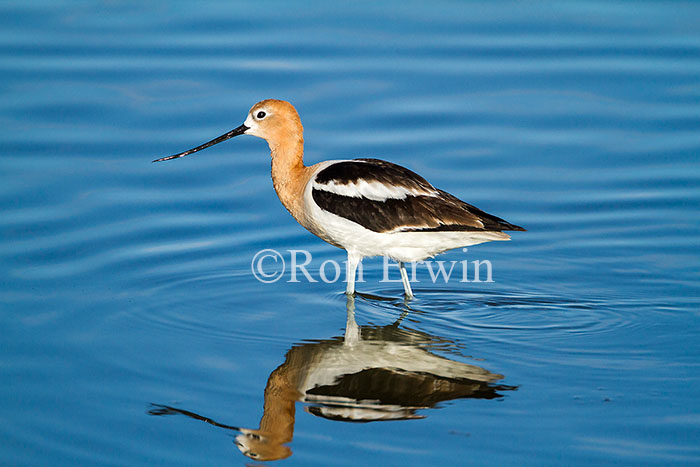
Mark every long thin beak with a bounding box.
[152,124,249,162]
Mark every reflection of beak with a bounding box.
[152,124,249,162]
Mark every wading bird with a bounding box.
[154,99,524,297]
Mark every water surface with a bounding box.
[1,1,699,465]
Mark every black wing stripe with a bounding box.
[314,159,436,195]
[312,188,524,233]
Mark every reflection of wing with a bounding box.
[285,310,515,422]
[305,367,512,422]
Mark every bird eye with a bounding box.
[256,111,266,119]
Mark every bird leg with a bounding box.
[345,252,361,295]
[399,262,414,299]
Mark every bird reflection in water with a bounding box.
[149,296,516,461]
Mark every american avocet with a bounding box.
[154,99,524,297]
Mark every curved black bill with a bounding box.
[152,124,249,162]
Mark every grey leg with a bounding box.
[346,252,361,295]
[399,262,414,299]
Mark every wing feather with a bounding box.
[312,159,525,233]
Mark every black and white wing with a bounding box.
[311,159,525,234]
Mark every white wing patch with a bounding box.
[313,179,436,201]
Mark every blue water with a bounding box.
[2,1,700,465]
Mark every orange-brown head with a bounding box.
[152,99,304,163]
[243,99,303,152]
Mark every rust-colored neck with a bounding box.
[269,133,312,225]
